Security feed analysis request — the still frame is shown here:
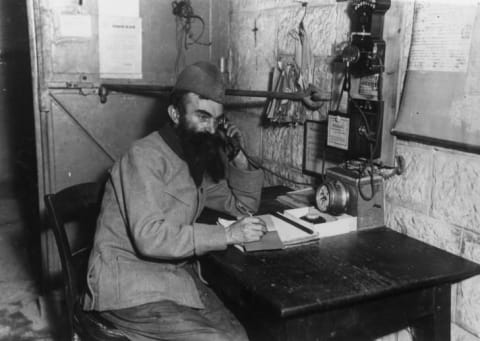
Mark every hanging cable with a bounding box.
[334,74,346,112]
[238,146,313,186]
[356,143,376,201]
[171,0,212,74]
[171,0,211,47]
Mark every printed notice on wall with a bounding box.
[99,16,142,79]
[327,115,350,150]
[408,1,476,72]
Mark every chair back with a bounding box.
[44,182,104,338]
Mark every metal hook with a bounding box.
[98,86,109,104]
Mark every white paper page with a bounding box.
[327,115,350,150]
[59,15,92,37]
[408,1,476,72]
[98,0,139,17]
[99,16,142,79]
[258,214,317,245]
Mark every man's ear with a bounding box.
[167,105,180,125]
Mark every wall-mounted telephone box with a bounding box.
[347,98,383,159]
[346,0,390,77]
[348,38,386,77]
[325,98,383,161]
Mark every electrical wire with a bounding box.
[335,75,346,112]
[348,96,375,142]
[172,0,211,74]
[356,143,375,201]
[238,146,313,186]
[172,0,211,48]
[334,66,350,113]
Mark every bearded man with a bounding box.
[83,61,266,341]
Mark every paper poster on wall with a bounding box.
[408,1,476,72]
[98,0,139,17]
[393,0,480,151]
[59,15,92,37]
[99,16,142,79]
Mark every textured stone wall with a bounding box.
[226,1,480,340]
[386,140,480,340]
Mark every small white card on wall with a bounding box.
[327,115,350,150]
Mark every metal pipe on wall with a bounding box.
[98,83,330,104]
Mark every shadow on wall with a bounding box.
[144,94,171,131]
[0,0,39,282]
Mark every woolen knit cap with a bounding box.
[173,61,225,104]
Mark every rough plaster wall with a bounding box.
[228,0,348,188]
[386,140,480,340]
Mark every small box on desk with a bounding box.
[283,206,357,238]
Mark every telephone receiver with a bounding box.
[217,120,241,161]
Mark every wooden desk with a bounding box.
[199,187,480,341]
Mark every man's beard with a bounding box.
[176,124,226,187]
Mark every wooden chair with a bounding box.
[44,182,129,341]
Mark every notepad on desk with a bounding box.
[218,213,319,252]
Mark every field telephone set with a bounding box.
[344,0,390,77]
[324,0,390,162]
[315,166,385,229]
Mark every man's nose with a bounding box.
[205,121,216,134]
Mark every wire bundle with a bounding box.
[171,0,211,74]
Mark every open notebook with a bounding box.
[218,213,319,252]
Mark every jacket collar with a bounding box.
[158,124,185,161]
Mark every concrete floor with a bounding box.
[0,184,65,340]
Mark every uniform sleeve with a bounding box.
[111,145,227,260]
[204,162,264,217]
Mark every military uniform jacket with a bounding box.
[83,127,263,311]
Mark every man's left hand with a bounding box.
[222,122,249,170]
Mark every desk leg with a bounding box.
[411,285,451,341]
